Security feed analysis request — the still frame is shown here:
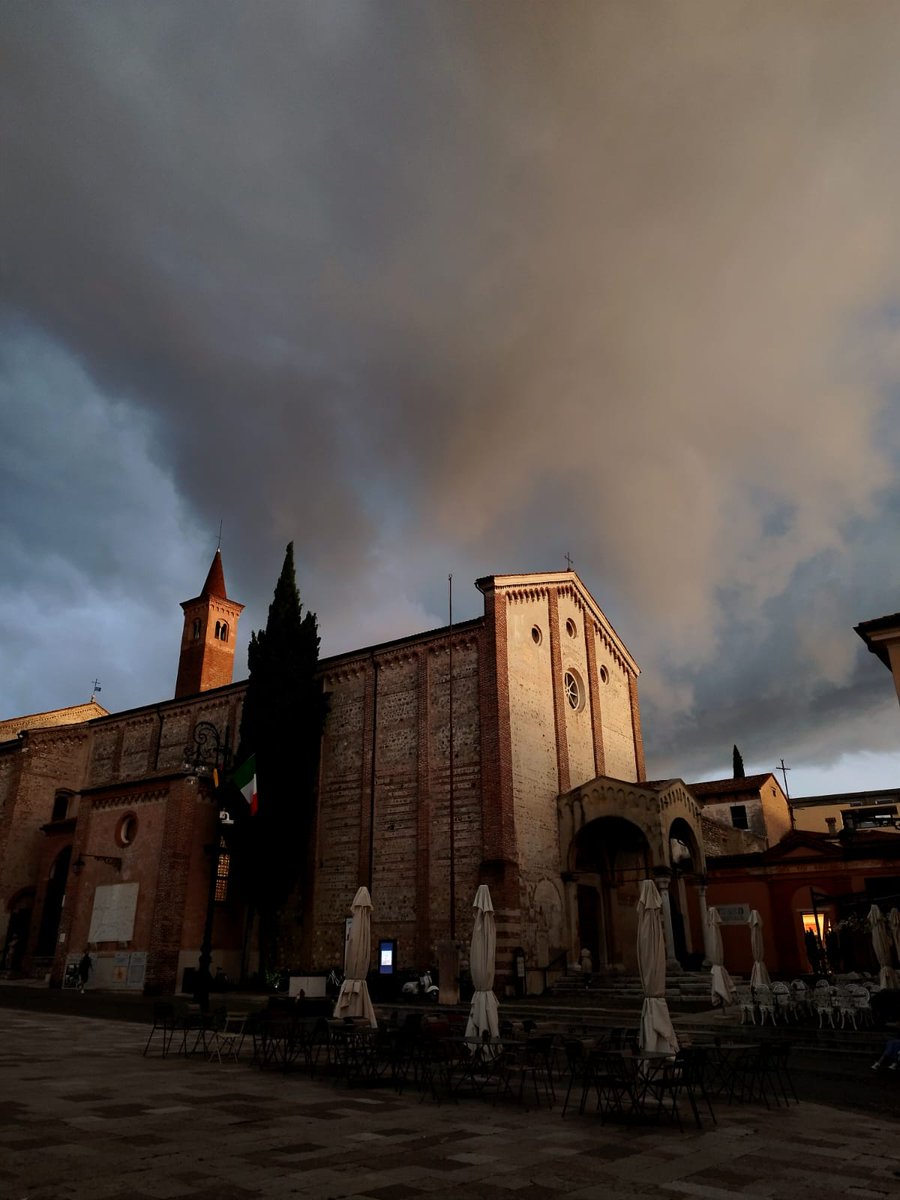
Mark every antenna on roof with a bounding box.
[91,679,102,703]
[778,758,791,799]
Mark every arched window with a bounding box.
[219,622,228,643]
[215,621,221,639]
[192,618,202,640]
[51,791,72,822]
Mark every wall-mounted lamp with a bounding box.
[72,853,122,875]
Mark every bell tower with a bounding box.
[175,550,245,698]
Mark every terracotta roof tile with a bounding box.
[688,774,773,798]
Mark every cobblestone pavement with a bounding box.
[0,1009,898,1200]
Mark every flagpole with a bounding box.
[448,573,455,940]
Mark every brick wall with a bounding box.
[0,726,94,955]
[312,626,486,974]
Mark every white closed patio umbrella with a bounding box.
[888,908,900,967]
[636,879,678,1054]
[748,910,771,989]
[334,886,378,1027]
[465,884,500,1044]
[868,904,898,990]
[707,907,736,1007]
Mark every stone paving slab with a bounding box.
[0,1010,897,1200]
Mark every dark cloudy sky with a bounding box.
[3,2,900,795]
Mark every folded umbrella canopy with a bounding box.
[707,907,736,1007]
[868,903,898,991]
[748,909,771,989]
[334,885,378,1027]
[465,884,500,1044]
[636,879,678,1054]
[888,908,900,967]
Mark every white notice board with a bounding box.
[87,882,139,943]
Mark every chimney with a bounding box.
[825,817,837,835]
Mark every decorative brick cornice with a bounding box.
[503,586,550,605]
[322,663,368,687]
[89,785,171,810]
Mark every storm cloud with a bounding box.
[3,2,900,792]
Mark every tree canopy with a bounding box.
[235,542,327,973]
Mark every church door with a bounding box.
[576,885,601,964]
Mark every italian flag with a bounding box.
[233,755,258,815]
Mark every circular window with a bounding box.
[599,665,609,684]
[563,669,585,711]
[531,625,542,645]
[116,814,138,847]
[565,618,577,638]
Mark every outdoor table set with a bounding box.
[142,998,799,1130]
[142,1000,215,1059]
[561,1036,797,1129]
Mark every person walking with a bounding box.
[77,950,93,993]
[871,1022,900,1070]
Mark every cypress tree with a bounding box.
[732,744,746,779]
[235,543,327,976]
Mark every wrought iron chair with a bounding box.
[751,985,777,1025]
[771,982,796,1022]
[735,985,756,1025]
[649,1046,716,1129]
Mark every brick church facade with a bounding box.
[0,556,713,994]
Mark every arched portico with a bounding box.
[558,776,707,973]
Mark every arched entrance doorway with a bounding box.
[2,889,34,971]
[572,816,651,974]
[667,817,704,969]
[558,775,708,975]
[36,846,72,958]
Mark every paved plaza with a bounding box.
[0,1008,898,1200]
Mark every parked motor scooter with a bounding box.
[400,969,439,1000]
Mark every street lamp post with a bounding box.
[184,721,233,1012]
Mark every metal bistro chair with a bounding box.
[649,1046,716,1130]
[179,1004,226,1058]
[497,1033,557,1109]
[208,1012,247,1063]
[143,1000,185,1058]
[561,1038,598,1117]
[726,1041,795,1109]
[766,1041,798,1105]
